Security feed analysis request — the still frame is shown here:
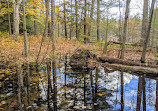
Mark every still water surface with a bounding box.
[0,56,158,111]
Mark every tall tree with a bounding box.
[7,0,12,37]
[141,0,156,63]
[88,0,95,37]
[13,0,22,41]
[22,0,29,57]
[64,0,68,39]
[103,16,109,54]
[33,0,37,36]
[75,0,79,40]
[141,0,149,44]
[51,0,56,51]
[97,0,100,42]
[69,0,73,40]
[84,0,87,40]
[119,0,131,59]
[43,0,49,38]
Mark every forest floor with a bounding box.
[0,36,158,64]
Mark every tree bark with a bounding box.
[119,0,131,59]
[97,0,100,42]
[88,0,95,37]
[23,0,29,57]
[141,0,156,63]
[51,0,56,51]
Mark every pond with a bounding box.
[0,56,158,111]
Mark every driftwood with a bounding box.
[101,63,158,76]
[99,56,158,69]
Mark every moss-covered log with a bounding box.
[101,63,158,76]
[99,56,158,68]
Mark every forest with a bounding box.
[0,0,158,111]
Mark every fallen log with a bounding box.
[107,41,133,46]
[101,63,158,76]
[99,56,158,69]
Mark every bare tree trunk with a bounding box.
[13,0,22,41]
[75,0,79,40]
[141,0,155,63]
[119,0,131,59]
[57,5,60,37]
[118,0,122,42]
[97,0,100,42]
[69,0,73,40]
[84,0,87,42]
[7,0,12,37]
[103,16,109,54]
[88,0,95,37]
[23,0,29,57]
[64,0,68,39]
[34,19,37,36]
[13,0,16,35]
[141,0,149,44]
[43,0,49,38]
[33,0,37,36]
[51,0,56,51]
[48,4,51,37]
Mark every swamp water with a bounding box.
[0,56,158,111]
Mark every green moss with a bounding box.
[50,53,56,58]
[155,53,158,57]
[93,41,133,48]
[93,41,105,46]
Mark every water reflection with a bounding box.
[0,56,158,111]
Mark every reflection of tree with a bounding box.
[93,67,113,110]
[142,77,146,111]
[52,61,57,111]
[136,76,142,111]
[47,62,53,110]
[121,71,124,111]
[136,75,146,111]
[156,80,158,111]
[17,65,23,110]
